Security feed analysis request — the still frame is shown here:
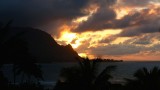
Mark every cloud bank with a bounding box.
[1,0,160,60]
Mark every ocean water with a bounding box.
[2,61,160,88]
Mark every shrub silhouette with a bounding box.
[0,64,8,90]
[54,58,116,90]
[125,66,160,90]
[0,22,43,89]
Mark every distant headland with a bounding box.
[91,58,123,62]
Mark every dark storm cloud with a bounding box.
[133,40,151,45]
[150,43,160,51]
[51,0,89,20]
[99,36,117,44]
[123,34,153,45]
[114,11,145,28]
[74,7,116,32]
[1,0,159,37]
[118,22,160,37]
[92,0,117,6]
[116,7,160,37]
[118,0,151,7]
[89,32,160,56]
[73,0,117,32]
[90,44,143,55]
[0,0,89,27]
[75,2,160,37]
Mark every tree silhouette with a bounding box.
[0,64,8,89]
[7,37,43,84]
[54,58,116,90]
[15,61,43,83]
[0,21,13,85]
[0,21,43,85]
[125,66,160,90]
[0,20,12,43]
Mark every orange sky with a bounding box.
[1,0,160,61]
[53,0,160,61]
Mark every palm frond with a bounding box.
[95,65,116,84]
[0,20,12,44]
[134,67,149,79]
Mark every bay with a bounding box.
[2,61,160,88]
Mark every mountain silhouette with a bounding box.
[0,27,80,63]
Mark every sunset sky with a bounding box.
[0,0,160,61]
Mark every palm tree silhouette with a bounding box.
[125,66,160,90]
[15,61,43,83]
[0,20,12,43]
[0,21,15,84]
[0,21,43,84]
[54,58,116,90]
[8,37,43,84]
[0,63,8,89]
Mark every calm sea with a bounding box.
[2,61,160,88]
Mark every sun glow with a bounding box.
[56,30,82,49]
[114,2,160,20]
[56,29,122,49]
[73,16,88,23]
[114,7,131,19]
[71,39,81,49]
[61,31,77,43]
[112,37,131,44]
[78,53,87,58]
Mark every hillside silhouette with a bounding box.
[1,23,160,90]
[0,26,80,63]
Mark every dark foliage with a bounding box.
[0,22,44,89]
[0,65,9,90]
[54,58,116,90]
[125,66,160,90]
